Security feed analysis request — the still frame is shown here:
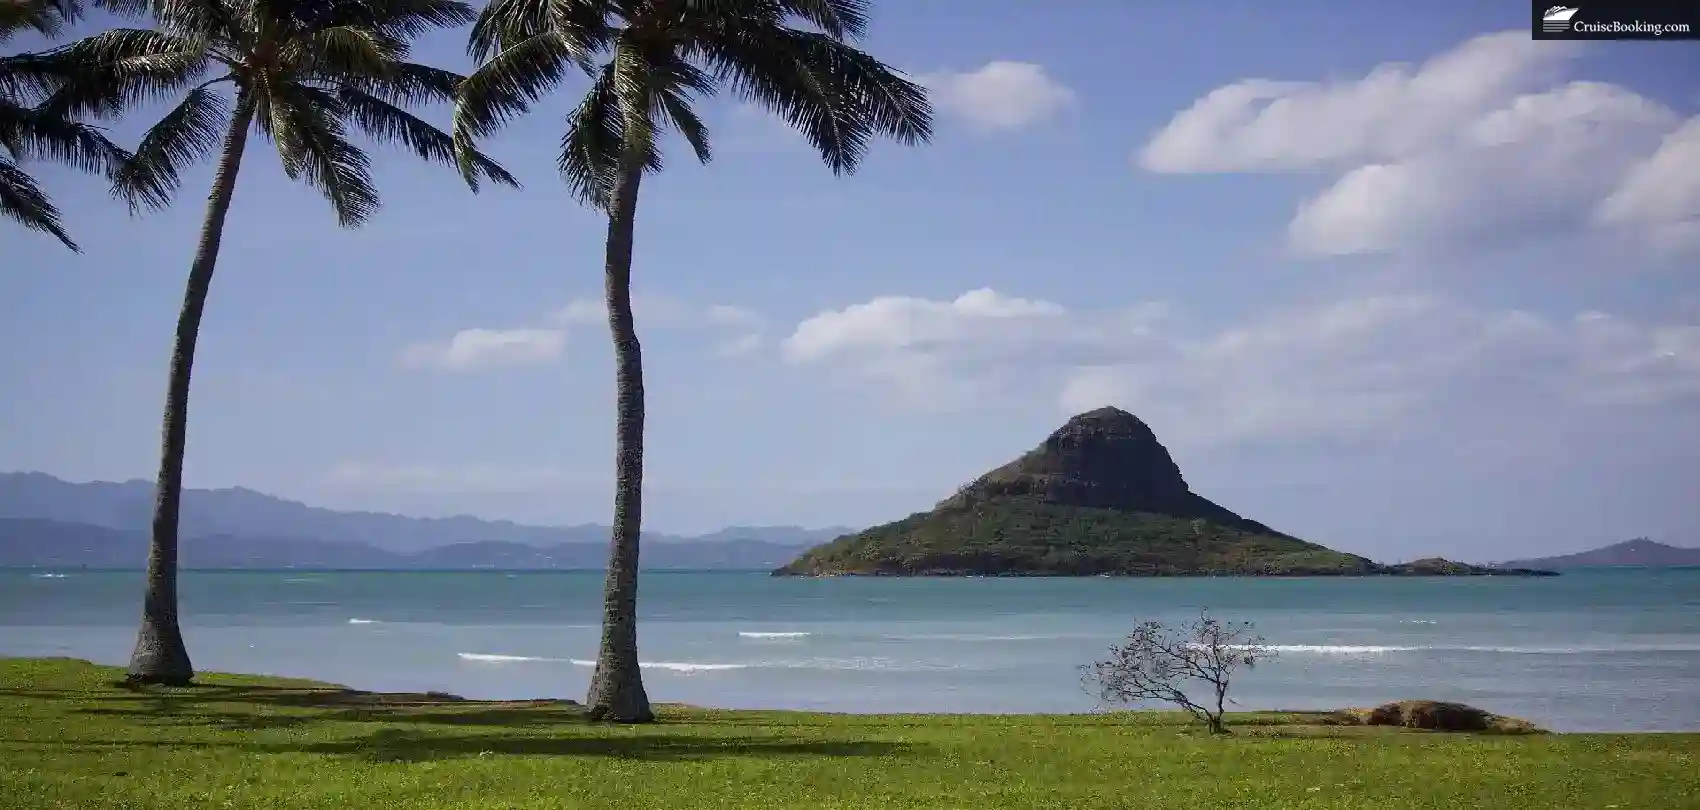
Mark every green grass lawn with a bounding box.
[1,658,1695,809]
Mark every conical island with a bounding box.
[774,407,1554,578]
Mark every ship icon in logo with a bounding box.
[1543,6,1580,32]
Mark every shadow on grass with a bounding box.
[11,681,922,763]
[297,728,915,763]
[0,731,916,763]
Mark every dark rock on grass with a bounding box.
[1324,700,1544,734]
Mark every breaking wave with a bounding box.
[458,652,567,663]
[739,631,811,639]
[569,659,747,672]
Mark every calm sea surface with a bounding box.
[3,568,1698,732]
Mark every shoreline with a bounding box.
[25,655,1700,735]
[6,657,1697,809]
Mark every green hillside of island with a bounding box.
[776,408,1554,578]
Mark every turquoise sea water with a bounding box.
[3,569,1698,732]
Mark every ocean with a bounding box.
[3,568,1698,732]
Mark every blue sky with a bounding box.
[4,1,1698,561]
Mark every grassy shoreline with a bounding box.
[3,657,1697,809]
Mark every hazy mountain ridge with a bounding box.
[0,472,852,553]
[0,518,817,570]
[1499,538,1700,570]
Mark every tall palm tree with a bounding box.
[50,0,518,685]
[1,0,128,249]
[454,0,932,722]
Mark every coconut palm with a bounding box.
[50,0,518,685]
[454,0,932,722]
[1,0,128,249]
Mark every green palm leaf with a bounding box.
[112,79,226,210]
[0,154,77,249]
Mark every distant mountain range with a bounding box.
[1499,538,1700,570]
[0,472,855,570]
[0,519,820,570]
[0,472,851,552]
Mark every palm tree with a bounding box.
[50,0,518,685]
[454,0,932,722]
[1,0,128,249]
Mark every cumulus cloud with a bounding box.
[1137,30,1695,258]
[1595,116,1700,253]
[553,295,766,355]
[399,328,566,372]
[782,288,1165,405]
[921,61,1075,132]
[402,295,765,371]
[782,288,1700,446]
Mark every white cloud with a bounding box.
[553,295,766,354]
[399,328,565,372]
[1139,33,1575,173]
[1138,30,1695,258]
[403,296,764,371]
[783,288,1700,447]
[1596,116,1700,254]
[921,62,1075,133]
[781,288,1166,405]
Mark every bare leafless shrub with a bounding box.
[1082,611,1272,734]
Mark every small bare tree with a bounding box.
[1083,611,1272,734]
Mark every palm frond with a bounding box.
[702,25,928,174]
[112,78,228,211]
[263,83,379,226]
[94,0,241,43]
[0,154,76,249]
[312,0,475,44]
[773,0,868,40]
[287,24,397,80]
[339,81,516,191]
[557,59,622,209]
[2,98,126,173]
[468,0,610,64]
[454,31,575,141]
[39,28,211,120]
[657,84,708,165]
[345,59,458,106]
[0,0,83,39]
[452,29,579,186]
[0,50,78,104]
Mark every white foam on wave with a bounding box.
[739,631,811,639]
[282,577,324,584]
[30,573,68,579]
[1266,644,1420,654]
[347,618,378,625]
[568,659,747,672]
[1401,619,1439,625]
[1242,642,1700,656]
[887,633,1066,642]
[458,652,565,663]
[1455,643,1700,655]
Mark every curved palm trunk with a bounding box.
[585,150,654,723]
[127,96,257,686]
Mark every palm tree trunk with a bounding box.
[126,95,257,686]
[584,148,654,723]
